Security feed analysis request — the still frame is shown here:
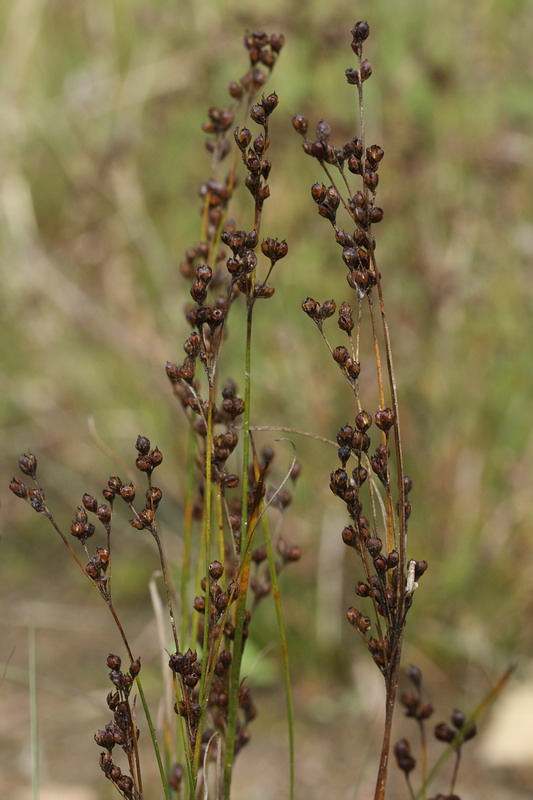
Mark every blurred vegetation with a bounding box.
[2,0,533,798]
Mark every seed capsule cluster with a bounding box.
[96,654,142,800]
[296,20,427,682]
[163,29,298,771]
[394,665,477,798]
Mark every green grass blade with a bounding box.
[261,512,295,800]
[135,675,172,800]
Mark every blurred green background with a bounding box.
[2,0,533,798]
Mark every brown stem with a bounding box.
[374,639,403,800]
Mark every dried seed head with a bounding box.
[360,60,373,81]
[146,486,163,508]
[252,546,267,563]
[250,103,267,125]
[311,183,327,203]
[434,722,456,743]
[9,477,28,499]
[107,653,121,670]
[97,504,112,524]
[351,20,370,44]
[414,560,428,579]
[119,483,136,502]
[135,454,152,473]
[135,435,151,455]
[367,537,382,557]
[150,448,163,468]
[316,119,331,141]
[346,606,361,627]
[320,299,337,319]
[332,345,349,365]
[228,81,243,99]
[292,113,308,136]
[345,68,359,86]
[82,493,97,512]
[19,453,37,479]
[418,702,434,720]
[338,301,354,333]
[375,407,396,432]
[301,297,321,320]
[394,738,416,775]
[209,560,224,580]
[407,664,422,689]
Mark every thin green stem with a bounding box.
[223,306,253,799]
[261,513,295,800]
[136,676,171,800]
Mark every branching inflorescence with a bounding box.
[294,20,427,799]
[10,29,298,800]
[9,17,504,800]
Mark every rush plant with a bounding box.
[9,17,509,800]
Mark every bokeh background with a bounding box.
[2,0,533,798]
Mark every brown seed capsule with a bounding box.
[311,183,327,204]
[375,408,396,432]
[360,60,372,81]
[451,708,467,729]
[346,607,361,627]
[97,505,112,524]
[301,297,321,320]
[345,68,359,85]
[351,20,370,43]
[82,493,98,512]
[292,113,308,136]
[228,81,243,99]
[146,486,163,507]
[338,301,354,333]
[284,545,301,562]
[414,560,428,579]
[357,615,371,633]
[355,410,372,432]
[102,487,115,503]
[209,560,224,580]
[129,659,141,677]
[9,477,28,499]
[250,103,267,125]
[193,596,206,614]
[373,555,387,573]
[135,435,150,455]
[119,483,136,502]
[332,346,349,364]
[19,453,37,479]
[107,653,121,670]
[418,702,434,720]
[136,454,152,473]
[386,550,399,569]
[166,361,179,382]
[367,537,383,557]
[434,722,456,743]
[367,144,384,164]
[150,447,163,468]
[407,664,422,689]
